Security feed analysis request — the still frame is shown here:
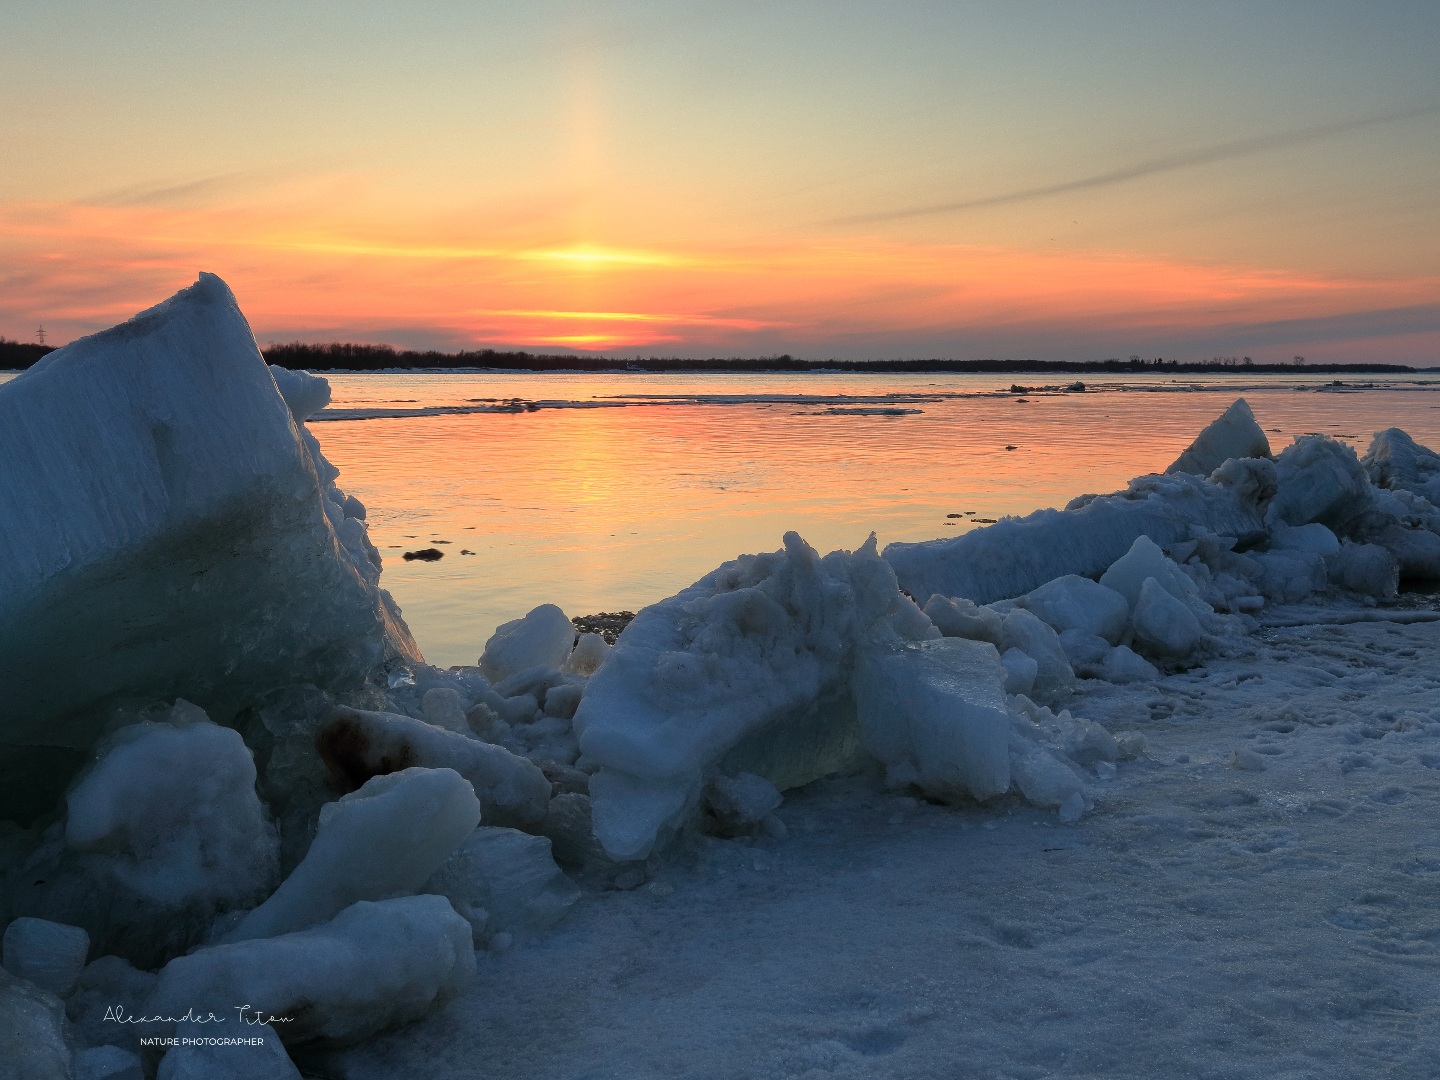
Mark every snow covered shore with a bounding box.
[2,277,1438,1078]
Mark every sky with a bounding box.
[2,1,1438,361]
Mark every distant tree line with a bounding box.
[2,336,1419,375]
[262,342,1414,375]
[0,339,55,369]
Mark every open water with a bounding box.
[307,371,1440,665]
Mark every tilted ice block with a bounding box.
[1165,397,1271,475]
[481,604,577,682]
[7,711,280,968]
[1017,575,1129,644]
[1101,645,1159,684]
[316,706,550,829]
[575,532,932,861]
[922,595,1003,644]
[1131,577,1204,661]
[1,918,89,998]
[1362,427,1440,505]
[422,826,580,945]
[854,637,1011,802]
[225,767,480,944]
[0,274,419,823]
[150,895,475,1049]
[1100,535,1212,619]
[997,609,1074,703]
[885,469,1266,605]
[1265,435,1373,531]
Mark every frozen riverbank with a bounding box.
[3,276,1439,1079]
[344,600,1440,1080]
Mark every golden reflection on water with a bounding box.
[310,373,1440,666]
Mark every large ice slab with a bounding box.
[884,469,1267,605]
[575,532,935,861]
[1165,397,1270,475]
[853,637,1011,802]
[0,274,419,823]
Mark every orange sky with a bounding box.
[3,4,1438,361]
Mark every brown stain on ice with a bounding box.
[315,708,415,792]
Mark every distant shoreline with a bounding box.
[2,338,1428,375]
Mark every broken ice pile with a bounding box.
[0,276,594,1077]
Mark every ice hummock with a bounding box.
[883,465,1269,606]
[574,532,937,860]
[1164,396,1271,475]
[0,273,418,823]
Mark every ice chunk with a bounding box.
[420,687,470,734]
[1326,541,1399,598]
[922,594,1003,643]
[1018,575,1129,644]
[576,533,927,860]
[157,1021,299,1080]
[1056,629,1111,673]
[999,648,1038,696]
[1100,535,1212,619]
[886,468,1266,605]
[268,364,331,423]
[1249,549,1327,603]
[316,706,550,829]
[150,895,474,1049]
[1131,577,1204,661]
[1269,523,1341,557]
[0,966,71,1080]
[997,609,1074,703]
[0,274,419,824]
[1101,645,1160,684]
[564,632,611,676]
[225,767,480,944]
[1362,427,1440,505]
[74,1045,144,1080]
[481,605,576,683]
[1352,516,1440,580]
[8,713,279,967]
[704,773,785,837]
[1165,398,1271,475]
[2,918,89,998]
[423,826,580,945]
[854,637,1011,802]
[1265,435,1373,531]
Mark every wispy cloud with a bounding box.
[832,104,1440,226]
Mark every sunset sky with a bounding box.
[3,1,1438,361]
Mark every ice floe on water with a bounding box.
[3,277,1440,1077]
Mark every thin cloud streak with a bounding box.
[833,104,1440,226]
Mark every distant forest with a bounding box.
[1,337,1420,374]
[259,342,1416,375]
